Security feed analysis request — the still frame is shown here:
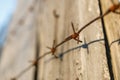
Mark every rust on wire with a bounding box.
[10,2,120,80]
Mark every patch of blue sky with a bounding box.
[0,0,17,26]
[0,0,17,46]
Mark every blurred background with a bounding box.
[0,0,36,79]
[0,0,17,54]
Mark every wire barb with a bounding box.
[10,2,120,80]
[71,22,76,33]
[47,40,58,58]
[53,10,59,18]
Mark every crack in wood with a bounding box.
[98,0,114,80]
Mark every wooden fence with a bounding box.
[0,0,120,80]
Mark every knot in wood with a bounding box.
[11,78,16,80]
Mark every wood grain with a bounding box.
[38,0,110,80]
[0,0,36,80]
[0,0,116,80]
[100,0,120,80]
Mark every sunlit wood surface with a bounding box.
[1,0,120,80]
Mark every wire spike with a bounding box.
[53,40,56,47]
[71,22,76,33]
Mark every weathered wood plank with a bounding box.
[0,0,37,80]
[100,0,120,80]
[38,0,65,80]
[38,0,110,80]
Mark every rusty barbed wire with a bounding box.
[10,2,120,80]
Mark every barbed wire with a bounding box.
[10,1,120,80]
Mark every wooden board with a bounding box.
[38,0,110,80]
[100,0,120,80]
[0,0,36,80]
[0,0,117,80]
